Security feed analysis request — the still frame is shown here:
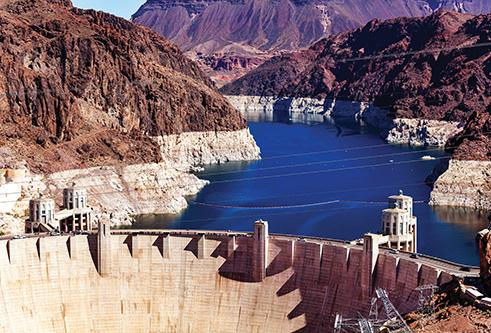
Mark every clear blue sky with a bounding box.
[72,1,146,19]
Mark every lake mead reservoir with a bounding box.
[135,117,489,266]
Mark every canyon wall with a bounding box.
[227,96,327,116]
[386,119,463,147]
[0,229,460,333]
[156,128,260,169]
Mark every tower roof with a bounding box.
[389,190,413,201]
[30,196,55,204]
[64,181,85,191]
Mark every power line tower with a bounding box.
[334,290,412,333]
[414,285,439,330]
[375,288,412,333]
[358,318,375,333]
[415,285,439,314]
[368,297,379,321]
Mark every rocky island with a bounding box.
[221,10,491,210]
[0,0,260,234]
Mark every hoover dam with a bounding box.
[0,221,477,333]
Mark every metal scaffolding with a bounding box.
[333,288,413,333]
[376,288,412,333]
[415,285,439,314]
[414,285,439,330]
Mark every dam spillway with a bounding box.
[0,225,474,333]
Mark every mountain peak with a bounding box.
[132,0,490,85]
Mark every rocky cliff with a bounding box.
[430,160,491,210]
[132,0,491,84]
[477,228,491,294]
[0,0,260,233]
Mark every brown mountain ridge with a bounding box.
[132,0,491,85]
[0,0,246,173]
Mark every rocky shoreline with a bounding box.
[0,129,260,234]
[227,95,328,115]
[156,128,260,169]
[226,95,464,147]
[386,119,463,147]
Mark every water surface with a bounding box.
[134,116,489,265]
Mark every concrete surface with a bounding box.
[0,229,475,333]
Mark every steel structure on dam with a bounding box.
[0,222,478,333]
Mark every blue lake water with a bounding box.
[134,116,489,265]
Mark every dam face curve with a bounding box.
[0,228,464,333]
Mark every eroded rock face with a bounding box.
[46,162,208,226]
[226,96,328,116]
[387,119,463,147]
[194,53,267,87]
[0,0,248,174]
[430,160,491,210]
[226,96,278,113]
[156,128,260,168]
[447,109,491,161]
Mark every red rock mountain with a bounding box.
[132,0,491,84]
[0,0,246,172]
[221,10,491,160]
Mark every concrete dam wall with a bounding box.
[0,226,464,333]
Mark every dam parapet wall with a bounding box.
[0,227,478,333]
